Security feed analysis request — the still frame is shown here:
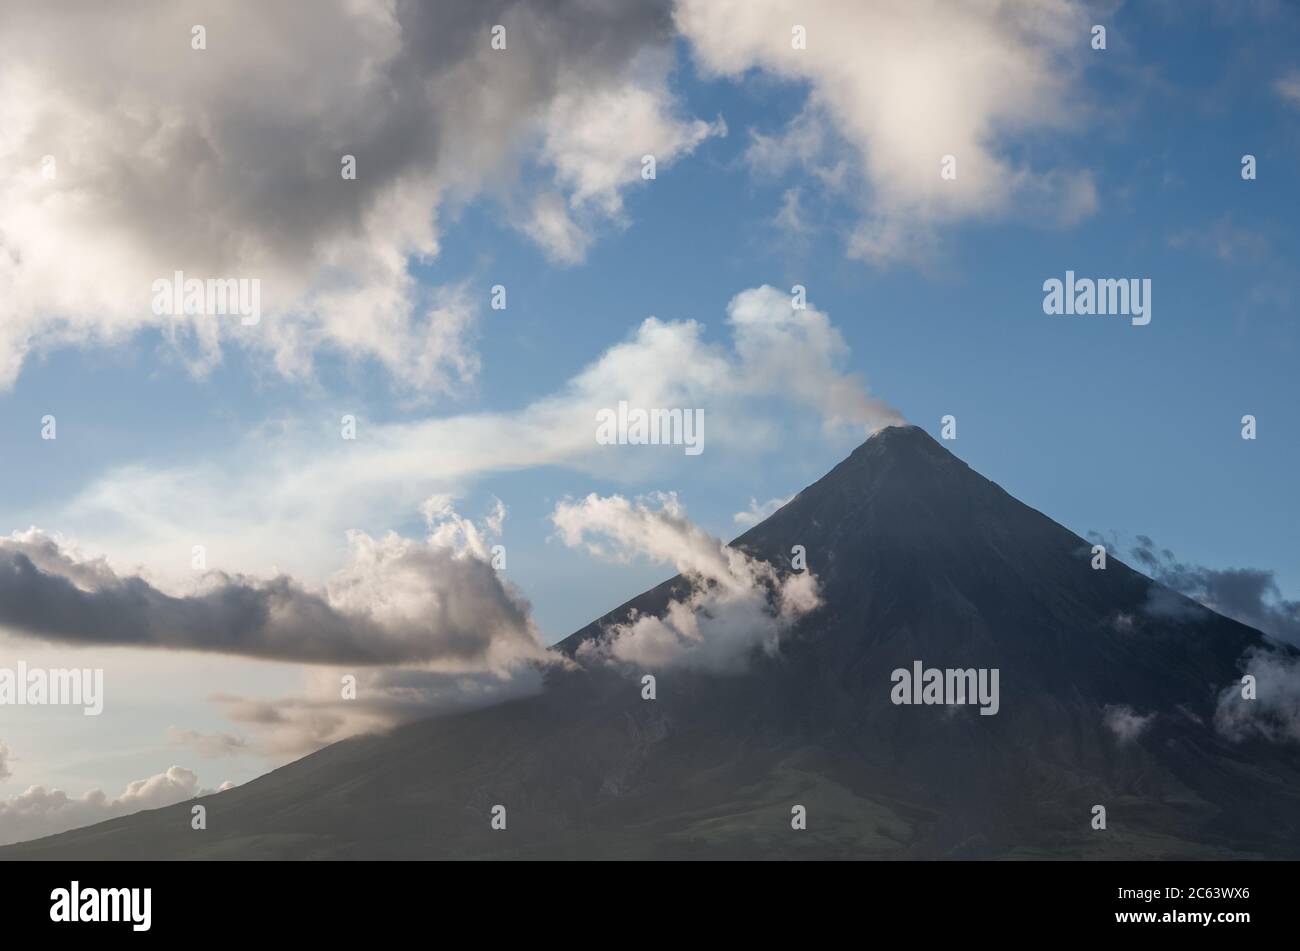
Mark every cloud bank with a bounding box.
[0,0,713,390]
[0,765,232,847]
[0,503,545,669]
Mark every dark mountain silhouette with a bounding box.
[5,425,1298,859]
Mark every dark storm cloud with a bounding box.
[0,531,546,666]
[1088,531,1300,645]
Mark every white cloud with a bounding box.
[0,0,701,390]
[0,765,231,847]
[541,49,722,215]
[1216,648,1300,744]
[516,44,733,267]
[522,47,725,262]
[772,188,811,243]
[553,492,820,672]
[0,741,10,781]
[46,285,899,588]
[1102,704,1155,744]
[520,192,593,266]
[733,495,793,529]
[676,0,1095,264]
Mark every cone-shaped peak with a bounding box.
[800,422,973,510]
[866,422,931,442]
[855,423,948,457]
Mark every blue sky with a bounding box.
[0,0,1297,839]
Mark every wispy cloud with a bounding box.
[733,495,793,529]
[166,728,249,760]
[1125,534,1300,646]
[554,492,820,672]
[209,664,547,758]
[1103,704,1155,744]
[1168,214,1270,263]
[47,286,899,588]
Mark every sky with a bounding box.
[0,0,1297,844]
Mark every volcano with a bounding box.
[5,425,1298,859]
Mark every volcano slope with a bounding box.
[5,425,1297,859]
